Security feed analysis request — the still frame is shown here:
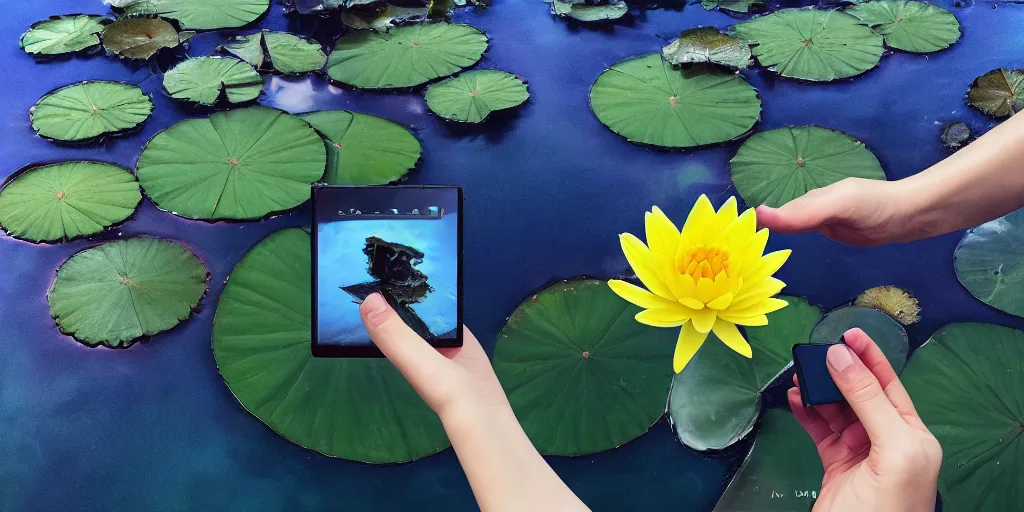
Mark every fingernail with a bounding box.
[362,293,389,326]
[827,344,854,371]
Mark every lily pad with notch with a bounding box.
[136,106,326,220]
[30,81,154,143]
[492,279,676,456]
[953,208,1024,317]
[0,161,141,243]
[730,126,886,208]
[901,322,1024,511]
[808,305,909,373]
[732,8,884,81]
[122,0,271,30]
[213,228,450,463]
[662,26,751,70]
[223,30,327,74]
[300,110,421,185]
[101,17,181,60]
[967,68,1024,118]
[589,54,761,148]
[668,297,822,451]
[326,23,488,89]
[163,56,263,106]
[424,70,529,123]
[20,15,108,56]
[846,0,960,53]
[550,0,628,22]
[48,237,208,348]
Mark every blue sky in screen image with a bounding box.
[316,216,458,346]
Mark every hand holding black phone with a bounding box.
[792,338,847,407]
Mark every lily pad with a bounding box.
[733,8,884,81]
[123,0,271,30]
[941,121,970,148]
[223,31,327,74]
[589,54,761,148]
[855,285,921,325]
[48,238,208,347]
[340,5,429,31]
[221,32,263,66]
[213,228,450,463]
[551,0,628,22]
[20,15,107,56]
[668,297,822,451]
[101,18,180,60]
[701,0,764,13]
[730,126,886,208]
[136,106,326,220]
[0,162,141,243]
[901,323,1024,512]
[967,69,1024,118]
[846,0,960,53]
[713,409,823,511]
[325,23,488,89]
[300,110,420,185]
[953,209,1024,317]
[163,56,263,106]
[662,27,751,70]
[492,279,676,456]
[808,306,909,373]
[424,70,529,123]
[30,81,154,143]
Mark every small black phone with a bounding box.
[791,339,846,407]
[311,185,463,357]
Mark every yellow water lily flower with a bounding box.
[609,195,791,373]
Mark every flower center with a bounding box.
[677,245,731,280]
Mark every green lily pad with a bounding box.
[300,110,420,185]
[668,297,822,451]
[967,69,1024,118]
[424,70,529,123]
[223,31,326,74]
[123,0,271,30]
[101,18,181,60]
[808,306,909,373]
[733,8,884,81]
[213,228,449,463]
[30,81,154,143]
[902,323,1024,512]
[846,0,960,53]
[326,23,488,89]
[713,409,823,511]
[492,279,676,456]
[221,32,263,66]
[953,209,1024,317]
[48,238,208,348]
[662,27,751,70]
[136,106,326,220]
[589,54,761,148]
[551,0,628,22]
[20,15,108,56]
[340,5,429,31]
[0,162,141,243]
[701,0,764,14]
[163,56,263,106]
[730,126,886,208]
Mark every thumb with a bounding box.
[826,343,905,446]
[359,293,448,381]
[755,192,836,234]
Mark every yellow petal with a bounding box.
[673,322,708,373]
[716,196,738,230]
[646,207,681,288]
[712,319,752,358]
[680,194,716,246]
[691,308,717,333]
[718,313,768,326]
[663,270,693,299]
[680,297,705,310]
[723,208,757,248]
[732,277,786,309]
[744,228,769,261]
[707,292,734,310]
[620,233,675,299]
[744,249,792,281]
[726,297,789,318]
[636,307,691,327]
[608,280,680,310]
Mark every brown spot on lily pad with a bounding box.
[56,190,66,200]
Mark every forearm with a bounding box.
[902,111,1024,237]
[441,403,590,512]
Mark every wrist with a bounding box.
[893,171,958,241]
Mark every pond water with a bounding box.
[2,0,1023,510]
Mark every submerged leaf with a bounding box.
[940,121,970,148]
[855,286,921,325]
[101,18,180,60]
[954,208,1024,317]
[967,69,1024,118]
[424,70,529,123]
[662,26,751,70]
[123,0,271,30]
[163,56,263,105]
[340,5,429,30]
[551,0,628,22]
[30,81,153,142]
[20,15,108,56]
[326,23,488,89]
[300,110,421,185]
[733,8,883,81]
[0,162,141,243]
[48,238,208,347]
[590,54,761,148]
[701,0,764,13]
[136,106,326,220]
[846,0,960,53]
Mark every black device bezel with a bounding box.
[310,185,464,358]
[791,338,847,407]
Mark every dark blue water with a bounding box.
[3,1,1024,511]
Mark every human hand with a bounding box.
[788,329,942,512]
